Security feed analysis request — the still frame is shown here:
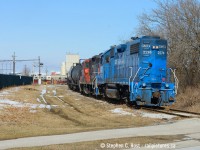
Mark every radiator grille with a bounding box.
[130,43,140,54]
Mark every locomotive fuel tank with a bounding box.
[105,88,119,99]
[105,84,119,99]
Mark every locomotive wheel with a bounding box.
[94,95,102,100]
[135,101,141,109]
[83,86,90,96]
[103,87,110,101]
[125,98,133,106]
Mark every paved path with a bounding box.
[0,118,200,149]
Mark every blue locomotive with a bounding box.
[94,36,178,106]
[68,36,178,107]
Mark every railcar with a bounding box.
[67,63,82,91]
[94,36,178,106]
[79,55,101,95]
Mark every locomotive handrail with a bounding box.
[92,77,96,89]
[131,67,141,93]
[128,67,133,92]
[132,67,141,82]
[91,72,99,89]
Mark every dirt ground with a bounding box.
[0,84,167,141]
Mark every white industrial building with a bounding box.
[61,53,80,75]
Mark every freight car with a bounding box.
[67,36,178,107]
[67,63,82,91]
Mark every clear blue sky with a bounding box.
[0,0,156,74]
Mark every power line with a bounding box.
[0,52,43,75]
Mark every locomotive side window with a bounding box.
[130,43,139,54]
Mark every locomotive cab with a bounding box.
[79,59,91,95]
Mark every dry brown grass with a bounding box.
[45,85,160,130]
[0,107,36,125]
[172,86,200,113]
[0,84,163,141]
[12,135,184,150]
[0,85,42,104]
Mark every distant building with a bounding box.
[33,73,67,85]
[61,62,66,76]
[61,53,80,75]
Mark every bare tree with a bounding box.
[137,0,200,88]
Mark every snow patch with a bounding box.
[110,108,136,116]
[52,90,56,96]
[0,87,20,96]
[0,91,10,96]
[37,98,41,103]
[0,99,20,105]
[41,89,46,95]
[40,89,47,104]
[139,111,175,119]
[0,99,57,110]
[30,110,37,113]
[110,108,175,119]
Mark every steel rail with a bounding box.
[141,107,199,118]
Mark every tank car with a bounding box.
[67,63,82,91]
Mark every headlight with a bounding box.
[152,45,159,49]
[165,84,169,88]
[142,83,146,88]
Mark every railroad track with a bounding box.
[141,107,200,118]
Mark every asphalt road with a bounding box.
[0,118,200,149]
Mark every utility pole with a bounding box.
[38,56,43,85]
[38,56,41,76]
[0,52,40,76]
[45,67,48,76]
[38,56,41,85]
[12,52,16,75]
